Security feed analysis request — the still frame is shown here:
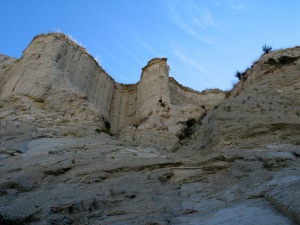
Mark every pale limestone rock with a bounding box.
[1,33,300,225]
[116,58,225,149]
[185,47,300,152]
[0,33,115,138]
[0,33,224,149]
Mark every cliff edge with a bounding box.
[0,33,225,150]
[1,33,300,225]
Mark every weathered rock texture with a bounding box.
[184,47,300,152]
[0,33,115,139]
[0,135,299,225]
[1,33,300,225]
[116,58,225,149]
[0,33,225,150]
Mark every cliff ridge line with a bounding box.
[0,33,225,149]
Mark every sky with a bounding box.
[1,0,300,91]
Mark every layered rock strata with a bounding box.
[185,47,300,152]
[0,33,225,150]
[1,33,300,225]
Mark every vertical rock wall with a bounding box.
[136,58,171,120]
[0,33,225,148]
[0,34,115,119]
[116,58,226,149]
[110,83,137,134]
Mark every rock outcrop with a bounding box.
[184,47,300,152]
[0,33,115,140]
[0,33,225,150]
[1,33,300,225]
[115,58,225,150]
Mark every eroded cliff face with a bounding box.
[0,33,225,150]
[184,47,300,152]
[1,33,300,225]
[0,33,115,139]
[115,58,225,150]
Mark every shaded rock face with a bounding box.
[0,135,299,225]
[186,47,300,152]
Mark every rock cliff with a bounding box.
[0,33,225,150]
[1,33,300,225]
[0,33,115,139]
[184,46,300,152]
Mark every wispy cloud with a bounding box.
[132,31,157,56]
[211,0,222,7]
[193,9,218,30]
[227,0,248,11]
[166,0,218,44]
[171,43,204,76]
[116,41,144,65]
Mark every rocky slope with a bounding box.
[0,33,300,225]
[184,47,300,153]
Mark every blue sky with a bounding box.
[1,0,300,91]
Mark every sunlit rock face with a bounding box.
[0,33,115,138]
[0,33,300,225]
[185,47,300,152]
[0,33,225,149]
[115,58,225,150]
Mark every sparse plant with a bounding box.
[177,113,206,141]
[235,69,248,82]
[235,71,242,81]
[103,117,110,130]
[95,128,101,133]
[262,44,272,54]
[278,55,298,65]
[178,118,197,141]
[264,55,299,66]
[95,117,111,135]
[225,91,231,98]
[264,58,277,65]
